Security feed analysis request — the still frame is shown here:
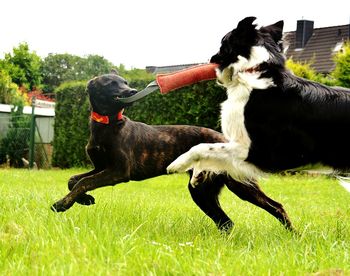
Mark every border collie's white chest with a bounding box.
[221,83,252,148]
[217,46,275,151]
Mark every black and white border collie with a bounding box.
[168,16,350,187]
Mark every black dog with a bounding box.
[168,17,350,206]
[51,73,293,231]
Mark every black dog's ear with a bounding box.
[110,68,119,75]
[236,16,257,30]
[260,20,284,42]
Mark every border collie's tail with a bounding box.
[336,175,350,192]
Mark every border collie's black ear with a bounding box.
[237,16,257,30]
[260,20,284,42]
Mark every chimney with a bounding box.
[295,20,314,48]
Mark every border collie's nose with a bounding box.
[210,53,220,64]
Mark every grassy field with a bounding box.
[0,169,349,275]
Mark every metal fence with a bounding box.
[0,104,54,169]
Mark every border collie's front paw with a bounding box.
[167,153,194,174]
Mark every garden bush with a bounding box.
[52,81,90,168]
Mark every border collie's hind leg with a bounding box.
[188,171,233,231]
[225,178,293,231]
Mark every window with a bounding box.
[333,41,343,52]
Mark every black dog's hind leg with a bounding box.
[52,168,129,212]
[225,178,293,231]
[188,171,233,231]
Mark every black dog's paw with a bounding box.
[51,198,74,212]
[75,194,95,206]
[51,200,68,212]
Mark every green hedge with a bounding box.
[125,80,225,130]
[52,81,90,168]
[52,77,225,168]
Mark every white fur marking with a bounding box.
[190,169,211,188]
[168,46,274,183]
[167,142,265,183]
[216,46,273,88]
[337,176,350,193]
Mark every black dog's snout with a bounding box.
[129,89,138,95]
[116,88,138,99]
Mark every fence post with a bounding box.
[29,96,36,169]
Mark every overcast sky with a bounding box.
[0,0,349,69]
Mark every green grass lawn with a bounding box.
[0,169,349,275]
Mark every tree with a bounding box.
[41,54,114,92]
[41,53,79,92]
[332,42,350,88]
[82,55,115,78]
[117,64,154,82]
[0,43,42,90]
[0,70,27,105]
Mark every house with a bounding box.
[284,20,350,73]
[146,20,350,75]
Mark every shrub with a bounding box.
[286,59,322,81]
[52,81,90,168]
[125,80,225,130]
[286,58,337,86]
[0,70,27,105]
[332,42,350,88]
[0,105,31,167]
